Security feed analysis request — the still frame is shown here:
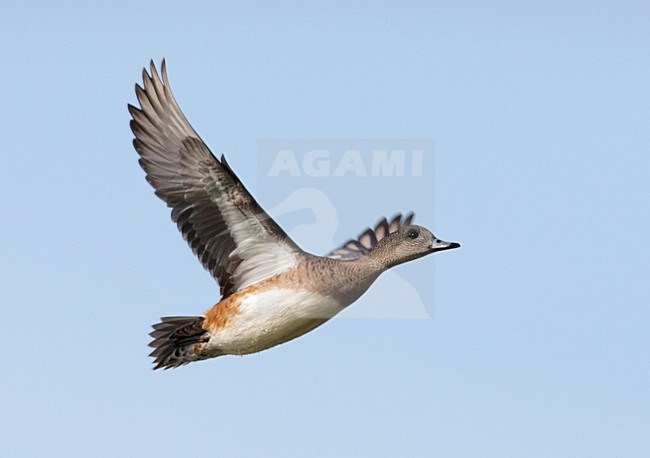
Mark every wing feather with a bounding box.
[130,60,302,298]
[327,212,415,261]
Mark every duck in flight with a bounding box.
[129,60,461,369]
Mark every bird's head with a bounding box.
[370,224,460,269]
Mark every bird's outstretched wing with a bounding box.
[129,60,302,299]
[327,213,414,261]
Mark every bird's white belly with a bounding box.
[208,288,344,355]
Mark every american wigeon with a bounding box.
[129,60,460,369]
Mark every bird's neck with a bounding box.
[362,242,403,270]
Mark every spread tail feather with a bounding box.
[148,316,209,370]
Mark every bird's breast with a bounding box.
[206,287,344,355]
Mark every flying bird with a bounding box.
[129,60,460,369]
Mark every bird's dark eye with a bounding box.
[407,230,419,239]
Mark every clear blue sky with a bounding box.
[1,1,649,456]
